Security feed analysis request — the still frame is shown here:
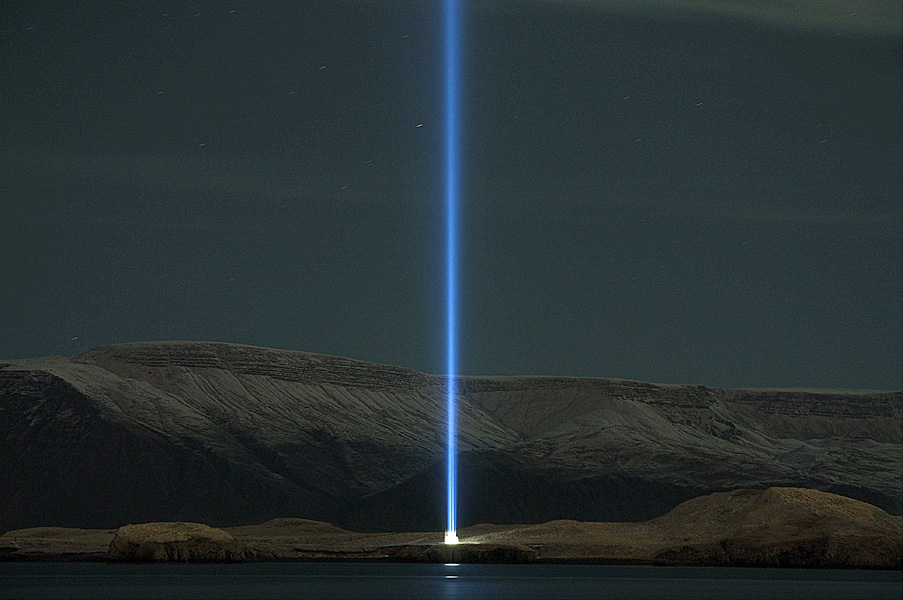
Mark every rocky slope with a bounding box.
[1,341,900,532]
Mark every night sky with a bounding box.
[2,1,901,389]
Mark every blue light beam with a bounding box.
[444,0,461,546]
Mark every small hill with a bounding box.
[649,487,903,567]
[106,522,244,562]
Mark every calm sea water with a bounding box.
[0,563,900,600]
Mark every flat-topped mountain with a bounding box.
[1,341,900,532]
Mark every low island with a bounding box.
[2,487,899,569]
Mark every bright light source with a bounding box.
[444,0,461,546]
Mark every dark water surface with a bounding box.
[1,563,900,600]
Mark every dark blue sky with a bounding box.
[2,1,901,389]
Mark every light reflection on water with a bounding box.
[0,563,900,600]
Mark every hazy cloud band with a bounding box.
[513,0,902,35]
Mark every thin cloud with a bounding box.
[2,151,341,202]
[515,0,902,35]
[0,150,409,233]
[606,185,903,227]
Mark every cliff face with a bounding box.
[1,342,900,532]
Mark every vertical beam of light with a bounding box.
[444,0,460,546]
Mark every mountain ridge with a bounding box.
[2,341,900,533]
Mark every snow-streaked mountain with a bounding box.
[1,341,899,532]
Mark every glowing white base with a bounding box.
[444,532,459,545]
